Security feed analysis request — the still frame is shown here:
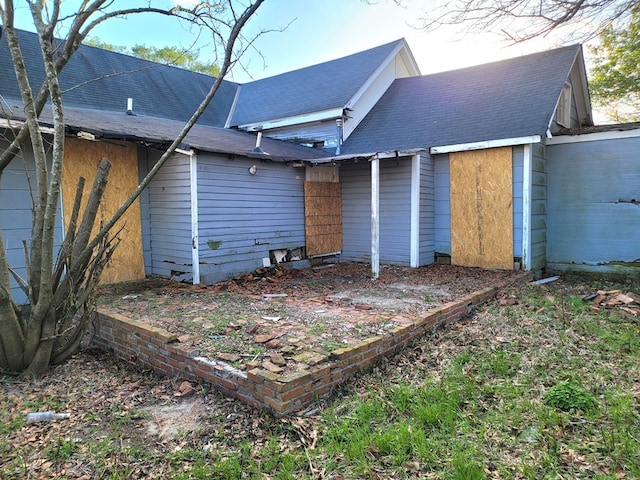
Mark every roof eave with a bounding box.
[430,135,543,155]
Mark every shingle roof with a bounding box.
[228,39,407,127]
[0,29,239,128]
[340,44,582,155]
[1,97,328,162]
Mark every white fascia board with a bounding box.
[309,147,427,164]
[546,127,640,145]
[430,136,542,155]
[0,118,56,134]
[345,40,419,111]
[238,107,344,132]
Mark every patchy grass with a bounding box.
[1,273,639,479]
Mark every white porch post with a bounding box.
[371,157,380,279]
[185,149,201,284]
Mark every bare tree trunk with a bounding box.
[0,0,266,375]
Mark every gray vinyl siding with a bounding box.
[341,157,412,265]
[512,146,524,259]
[196,154,306,284]
[138,146,155,275]
[0,141,63,304]
[147,153,193,279]
[546,135,640,273]
[529,143,547,272]
[418,153,435,265]
[434,154,450,255]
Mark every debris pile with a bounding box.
[583,290,640,316]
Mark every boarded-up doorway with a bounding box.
[62,138,145,283]
[304,181,342,256]
[450,147,513,269]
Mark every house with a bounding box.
[2,29,639,305]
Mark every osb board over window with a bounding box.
[62,138,144,283]
[304,181,342,256]
[450,147,513,270]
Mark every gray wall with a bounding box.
[529,143,547,272]
[418,153,435,265]
[547,135,640,273]
[146,153,193,279]
[341,157,412,265]
[196,154,307,284]
[434,154,450,255]
[0,139,63,305]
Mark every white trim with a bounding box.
[410,154,420,267]
[310,148,426,164]
[522,144,532,271]
[238,107,344,132]
[430,136,542,155]
[0,118,56,134]
[187,151,200,285]
[371,157,380,279]
[345,40,420,110]
[546,127,640,144]
[224,84,242,129]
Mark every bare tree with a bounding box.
[0,0,265,376]
[411,0,637,42]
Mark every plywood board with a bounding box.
[62,138,145,283]
[450,147,513,269]
[304,181,342,255]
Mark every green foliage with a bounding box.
[589,4,640,122]
[543,381,598,412]
[85,38,220,76]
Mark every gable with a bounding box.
[229,39,419,130]
[340,44,588,155]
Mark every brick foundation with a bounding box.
[92,271,531,415]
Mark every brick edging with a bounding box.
[92,271,532,415]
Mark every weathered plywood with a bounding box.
[450,147,513,269]
[304,181,342,255]
[62,138,144,283]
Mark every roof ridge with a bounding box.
[240,38,405,86]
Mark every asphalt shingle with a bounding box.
[341,44,581,154]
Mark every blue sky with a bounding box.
[9,0,590,83]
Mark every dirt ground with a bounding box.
[96,262,522,375]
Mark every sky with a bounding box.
[7,0,596,84]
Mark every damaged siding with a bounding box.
[147,153,193,279]
[547,135,640,273]
[341,158,412,265]
[196,154,306,284]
